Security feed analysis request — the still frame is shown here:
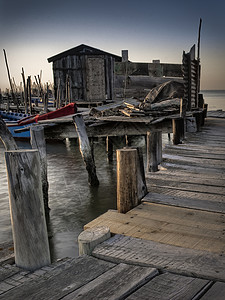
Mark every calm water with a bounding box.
[201,90,225,111]
[0,90,224,261]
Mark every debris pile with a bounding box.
[89,80,184,119]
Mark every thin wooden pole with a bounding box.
[3,49,16,108]
[5,149,51,270]
[21,68,28,114]
[147,131,158,172]
[27,76,33,115]
[30,125,49,214]
[73,114,99,186]
[156,131,162,165]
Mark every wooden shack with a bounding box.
[47,44,122,103]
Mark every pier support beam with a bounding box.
[30,125,49,214]
[117,148,147,213]
[106,136,113,162]
[192,111,202,132]
[147,131,159,172]
[73,114,99,186]
[5,149,51,270]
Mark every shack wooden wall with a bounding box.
[115,62,182,77]
[52,54,115,102]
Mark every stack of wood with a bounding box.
[89,80,185,119]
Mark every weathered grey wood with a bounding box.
[92,234,225,282]
[30,126,49,213]
[0,117,17,150]
[143,192,225,213]
[4,150,50,270]
[147,131,158,172]
[0,256,115,300]
[135,147,148,200]
[73,114,99,186]
[192,111,203,131]
[201,282,225,300]
[78,226,111,255]
[117,148,138,213]
[186,116,197,132]
[63,263,158,300]
[126,272,210,300]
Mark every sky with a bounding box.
[0,0,225,91]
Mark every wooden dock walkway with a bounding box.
[1,117,225,299]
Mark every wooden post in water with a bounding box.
[73,114,99,186]
[5,149,51,270]
[117,148,138,213]
[172,118,183,145]
[0,117,17,150]
[30,125,49,214]
[106,136,113,162]
[147,131,158,172]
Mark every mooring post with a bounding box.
[147,131,158,172]
[106,136,113,162]
[5,149,51,270]
[172,118,183,145]
[30,125,49,214]
[73,114,99,186]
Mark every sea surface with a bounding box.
[201,90,225,111]
[0,90,224,261]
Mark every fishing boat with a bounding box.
[2,103,77,139]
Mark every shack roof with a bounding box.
[47,44,122,63]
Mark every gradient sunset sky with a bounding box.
[0,0,224,90]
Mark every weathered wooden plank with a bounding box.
[0,241,14,265]
[85,204,225,253]
[0,256,115,300]
[92,234,225,282]
[143,192,225,213]
[147,178,225,195]
[126,272,210,300]
[201,282,225,300]
[63,263,158,300]
[162,154,225,169]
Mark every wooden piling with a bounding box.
[117,148,138,213]
[106,136,113,162]
[73,114,99,186]
[172,118,183,145]
[203,103,208,118]
[147,131,158,172]
[5,149,51,270]
[192,111,202,132]
[30,125,49,213]
[156,131,162,165]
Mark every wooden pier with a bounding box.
[1,116,225,299]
